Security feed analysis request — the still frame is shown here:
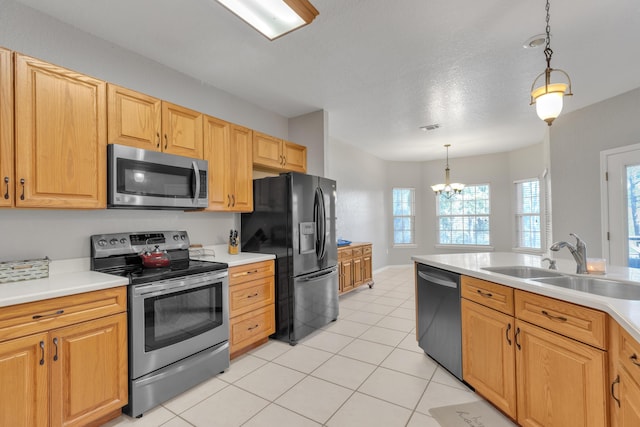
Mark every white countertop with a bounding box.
[412,252,640,343]
[0,247,275,308]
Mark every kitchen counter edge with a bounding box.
[412,252,640,343]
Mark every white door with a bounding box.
[602,143,640,267]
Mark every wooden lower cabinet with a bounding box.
[228,260,275,358]
[461,298,517,418]
[515,319,607,427]
[0,287,128,427]
[338,243,373,294]
[610,323,640,427]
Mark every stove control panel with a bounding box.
[91,231,190,258]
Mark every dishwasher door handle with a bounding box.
[418,271,458,288]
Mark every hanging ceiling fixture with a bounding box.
[431,144,464,198]
[216,0,319,40]
[529,0,573,126]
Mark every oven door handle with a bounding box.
[135,282,187,297]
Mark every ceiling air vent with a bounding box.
[420,124,441,131]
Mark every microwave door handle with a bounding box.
[192,161,201,206]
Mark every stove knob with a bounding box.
[173,235,179,241]
[97,239,107,247]
[109,238,118,245]
[120,238,127,244]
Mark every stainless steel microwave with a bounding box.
[107,144,208,210]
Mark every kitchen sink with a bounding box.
[534,276,640,300]
[482,266,565,279]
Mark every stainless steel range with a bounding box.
[90,231,229,418]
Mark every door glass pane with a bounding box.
[627,164,640,267]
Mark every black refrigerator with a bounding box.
[241,172,339,345]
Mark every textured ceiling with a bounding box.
[12,0,640,161]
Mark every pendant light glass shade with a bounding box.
[216,0,319,40]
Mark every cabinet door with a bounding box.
[15,54,106,208]
[0,333,49,427]
[50,313,127,427]
[161,101,203,158]
[516,320,607,427]
[461,299,517,418]
[203,115,231,211]
[340,260,354,293]
[619,368,640,427]
[0,48,13,207]
[353,256,363,286]
[282,140,307,173]
[107,84,161,151]
[253,132,283,169]
[230,125,253,211]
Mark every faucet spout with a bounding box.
[550,233,588,274]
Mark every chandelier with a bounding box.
[431,144,464,198]
[529,0,573,126]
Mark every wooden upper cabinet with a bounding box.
[14,54,107,209]
[107,84,161,151]
[0,48,13,207]
[283,140,307,173]
[203,115,253,212]
[253,131,307,173]
[108,84,203,158]
[162,101,203,158]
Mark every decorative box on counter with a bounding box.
[0,257,50,283]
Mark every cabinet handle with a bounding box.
[39,341,45,366]
[515,327,521,350]
[3,176,8,200]
[279,155,284,165]
[476,289,493,298]
[506,323,512,346]
[247,324,260,331]
[227,194,231,207]
[541,310,568,322]
[247,292,259,298]
[164,134,168,149]
[156,132,161,148]
[612,374,621,408]
[20,178,25,200]
[231,194,235,207]
[282,156,286,166]
[32,309,64,320]
[630,353,640,367]
[53,337,59,362]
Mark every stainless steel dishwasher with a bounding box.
[416,263,462,381]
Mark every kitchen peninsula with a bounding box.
[412,252,640,427]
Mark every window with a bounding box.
[515,179,542,249]
[393,188,415,245]
[437,184,490,246]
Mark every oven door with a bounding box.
[130,270,228,379]
[108,143,208,209]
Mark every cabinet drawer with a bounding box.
[363,245,372,255]
[229,276,275,318]
[515,290,607,349]
[229,260,274,286]
[352,247,363,257]
[230,304,275,350]
[0,287,127,343]
[619,326,640,385]
[338,248,353,260]
[462,276,514,315]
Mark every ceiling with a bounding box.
[13,0,640,161]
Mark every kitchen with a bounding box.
[1,0,640,426]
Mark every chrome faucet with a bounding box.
[542,257,557,270]
[550,233,587,274]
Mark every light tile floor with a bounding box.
[103,265,516,427]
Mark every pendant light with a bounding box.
[431,144,464,198]
[529,0,573,126]
[216,0,319,40]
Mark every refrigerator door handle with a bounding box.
[314,187,327,260]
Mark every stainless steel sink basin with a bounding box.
[534,276,640,300]
[481,266,565,279]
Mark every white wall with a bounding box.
[0,0,296,261]
[288,110,326,177]
[550,87,640,259]
[327,138,389,269]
